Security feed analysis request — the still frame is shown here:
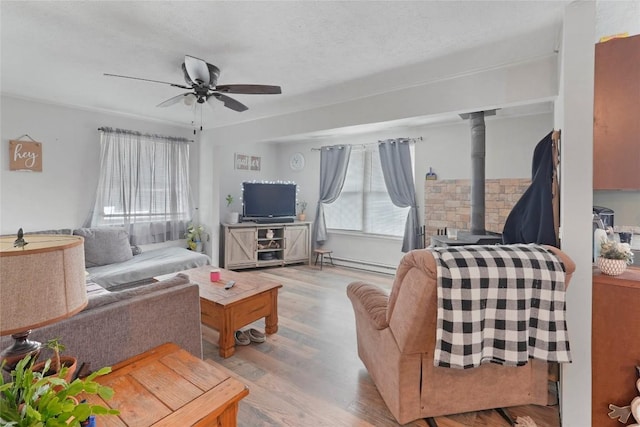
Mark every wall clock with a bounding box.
[289,152,305,171]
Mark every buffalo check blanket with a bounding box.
[429,244,571,369]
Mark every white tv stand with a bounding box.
[221,221,312,270]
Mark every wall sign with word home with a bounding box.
[9,140,42,172]
[235,153,261,171]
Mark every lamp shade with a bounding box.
[1,234,88,335]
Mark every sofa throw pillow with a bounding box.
[73,227,133,268]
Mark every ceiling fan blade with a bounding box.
[209,93,248,112]
[215,84,282,95]
[184,55,211,86]
[157,93,192,107]
[104,73,190,90]
[207,63,221,87]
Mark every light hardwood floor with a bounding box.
[201,265,561,427]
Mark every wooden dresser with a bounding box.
[592,268,640,426]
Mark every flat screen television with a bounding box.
[242,182,297,219]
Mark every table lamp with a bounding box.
[0,233,88,370]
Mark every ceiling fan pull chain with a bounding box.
[192,105,197,135]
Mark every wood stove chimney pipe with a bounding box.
[469,112,486,235]
[459,109,497,236]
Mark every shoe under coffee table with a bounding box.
[168,266,283,358]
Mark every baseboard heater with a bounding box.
[331,256,396,276]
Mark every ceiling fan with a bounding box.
[104,55,281,112]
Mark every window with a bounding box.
[88,128,193,244]
[324,146,412,237]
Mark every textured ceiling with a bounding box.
[1,1,570,130]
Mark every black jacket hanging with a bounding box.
[502,131,558,247]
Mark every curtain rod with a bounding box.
[97,127,194,143]
[311,136,423,151]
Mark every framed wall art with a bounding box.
[9,138,42,172]
[235,153,261,171]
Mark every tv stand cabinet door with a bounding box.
[284,225,310,264]
[224,227,257,268]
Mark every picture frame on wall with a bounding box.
[250,156,261,171]
[9,139,42,172]
[235,153,261,171]
[235,153,249,170]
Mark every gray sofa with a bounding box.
[86,245,210,289]
[28,227,210,289]
[1,273,202,372]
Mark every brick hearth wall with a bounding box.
[424,178,530,242]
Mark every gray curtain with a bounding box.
[379,139,421,252]
[313,145,352,245]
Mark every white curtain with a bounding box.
[87,128,193,245]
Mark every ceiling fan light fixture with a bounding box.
[183,94,196,106]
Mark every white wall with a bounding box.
[554,2,596,426]
[596,0,640,39]
[197,137,217,261]
[207,54,557,146]
[0,96,197,235]
[215,141,281,220]
[593,191,640,226]
[195,133,281,265]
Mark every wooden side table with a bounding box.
[82,343,249,426]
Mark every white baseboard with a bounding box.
[330,256,396,275]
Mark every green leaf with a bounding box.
[83,382,98,394]
[43,395,63,414]
[71,403,92,421]
[65,381,84,396]
[90,405,119,415]
[47,377,67,388]
[24,404,42,421]
[96,386,114,400]
[86,367,111,381]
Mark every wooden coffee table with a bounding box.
[82,343,248,426]
[176,266,283,358]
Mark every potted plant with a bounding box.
[597,239,634,276]
[225,194,239,224]
[297,201,308,221]
[185,223,205,252]
[0,355,119,426]
[33,338,77,384]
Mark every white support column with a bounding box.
[555,2,596,426]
